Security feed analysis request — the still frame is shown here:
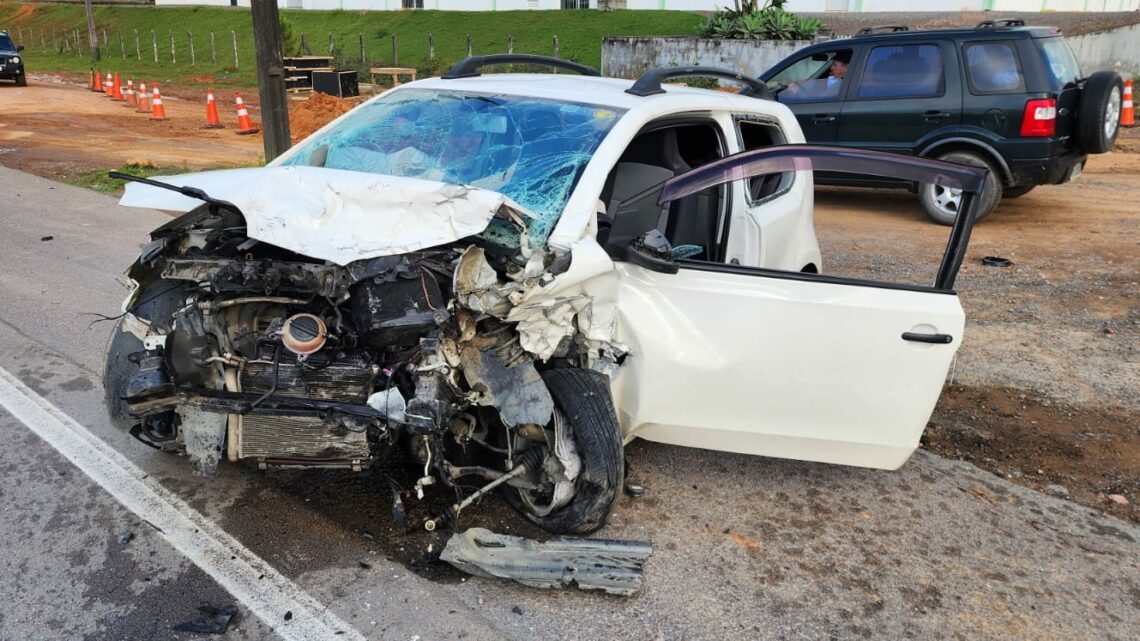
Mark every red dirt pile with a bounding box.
[289,92,355,144]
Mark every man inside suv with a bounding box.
[0,30,26,87]
[761,22,1123,225]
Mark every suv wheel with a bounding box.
[1077,71,1123,154]
[15,72,26,87]
[919,150,1002,226]
[1003,185,1035,199]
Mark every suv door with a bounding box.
[607,146,984,470]
[764,47,856,143]
[838,41,962,153]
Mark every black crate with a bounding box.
[312,70,359,98]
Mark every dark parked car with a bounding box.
[0,30,25,86]
[761,20,1124,224]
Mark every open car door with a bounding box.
[609,146,984,470]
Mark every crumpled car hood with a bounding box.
[119,166,532,266]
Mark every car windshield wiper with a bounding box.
[109,171,242,214]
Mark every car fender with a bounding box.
[918,136,1013,185]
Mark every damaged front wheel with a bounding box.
[502,368,624,535]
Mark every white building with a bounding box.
[160,0,1140,11]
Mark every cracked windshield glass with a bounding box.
[280,89,624,247]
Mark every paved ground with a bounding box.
[1,164,1138,641]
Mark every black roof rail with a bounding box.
[854,25,910,36]
[976,19,1026,29]
[626,67,773,99]
[442,54,599,79]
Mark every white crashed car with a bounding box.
[105,56,983,534]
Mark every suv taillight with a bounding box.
[1020,98,1057,137]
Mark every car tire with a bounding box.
[1002,185,1036,199]
[502,368,624,535]
[15,73,26,87]
[919,150,1003,226]
[1076,71,1123,154]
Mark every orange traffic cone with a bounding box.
[1123,80,1135,128]
[233,92,259,135]
[136,82,151,113]
[112,72,124,101]
[123,80,137,108]
[202,88,224,129]
[89,69,99,92]
[103,72,113,97]
[150,86,167,121]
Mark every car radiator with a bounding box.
[236,351,375,464]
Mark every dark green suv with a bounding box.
[0,30,26,87]
[761,20,1124,224]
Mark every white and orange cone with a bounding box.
[203,88,224,129]
[136,82,150,113]
[1123,80,1134,128]
[233,92,259,135]
[123,80,137,108]
[103,72,113,97]
[149,86,167,121]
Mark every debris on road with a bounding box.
[1106,494,1129,507]
[40,235,53,241]
[981,256,1012,267]
[1045,484,1071,498]
[118,531,134,544]
[171,602,239,634]
[440,528,652,596]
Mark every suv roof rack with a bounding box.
[442,54,599,79]
[976,19,1026,29]
[854,25,909,36]
[626,66,773,99]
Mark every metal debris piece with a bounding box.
[440,528,652,596]
[981,256,1012,267]
[460,345,553,427]
[172,602,238,634]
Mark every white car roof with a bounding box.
[406,73,781,114]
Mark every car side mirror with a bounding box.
[17,45,24,52]
[626,229,678,275]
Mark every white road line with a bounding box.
[0,366,367,641]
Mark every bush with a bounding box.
[697,1,821,41]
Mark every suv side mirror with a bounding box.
[16,45,24,52]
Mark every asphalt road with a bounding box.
[0,165,1137,641]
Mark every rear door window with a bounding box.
[856,44,945,99]
[964,42,1025,94]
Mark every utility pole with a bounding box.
[84,0,99,61]
[250,0,291,161]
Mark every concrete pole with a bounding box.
[251,0,291,161]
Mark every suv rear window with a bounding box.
[857,44,944,99]
[964,42,1025,94]
[1039,38,1081,87]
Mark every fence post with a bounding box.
[392,34,398,66]
[119,31,125,59]
[428,33,434,60]
[508,35,514,54]
[169,30,175,64]
[151,30,158,63]
[16,27,21,44]
[41,30,46,51]
[466,33,472,57]
[552,35,559,58]
[231,30,238,68]
[328,32,334,56]
[102,29,107,49]
[134,29,140,60]
[188,31,195,65]
[359,33,365,65]
[210,31,216,66]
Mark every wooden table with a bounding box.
[369,67,418,93]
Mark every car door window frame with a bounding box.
[851,42,947,101]
[733,115,795,206]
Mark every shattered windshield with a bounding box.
[279,89,624,248]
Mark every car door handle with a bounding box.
[810,114,837,124]
[923,111,951,122]
[901,332,954,344]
